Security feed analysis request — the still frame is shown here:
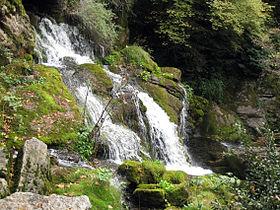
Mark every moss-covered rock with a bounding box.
[79,63,113,96]
[133,187,166,208]
[120,46,158,72]
[188,95,209,130]
[117,160,166,185]
[139,81,182,124]
[161,67,182,82]
[0,63,82,148]
[166,182,189,206]
[150,76,185,99]
[117,160,142,184]
[162,171,189,184]
[141,161,166,184]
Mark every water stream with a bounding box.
[35,17,211,175]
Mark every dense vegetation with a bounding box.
[129,0,279,101]
[1,0,280,209]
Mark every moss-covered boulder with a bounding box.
[0,63,82,148]
[120,46,158,72]
[80,63,113,96]
[117,160,166,185]
[166,182,189,206]
[139,81,182,124]
[150,76,185,99]
[161,67,182,82]
[162,171,190,184]
[133,187,165,208]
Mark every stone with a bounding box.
[0,178,9,198]
[133,187,165,208]
[0,147,10,179]
[117,160,166,185]
[161,67,182,82]
[15,138,51,194]
[0,192,92,210]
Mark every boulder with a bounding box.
[161,67,182,82]
[79,63,113,96]
[0,192,92,210]
[14,138,51,194]
[133,187,165,208]
[117,160,166,185]
[0,178,9,198]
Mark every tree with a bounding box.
[129,0,272,101]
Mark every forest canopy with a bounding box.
[129,0,278,101]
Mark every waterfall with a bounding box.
[35,17,144,163]
[138,92,211,175]
[35,17,94,66]
[35,17,211,175]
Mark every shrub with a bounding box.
[78,0,118,48]
[232,124,280,209]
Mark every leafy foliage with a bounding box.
[74,130,93,159]
[78,0,118,49]
[129,0,272,102]
[52,167,122,210]
[209,0,271,36]
[232,125,280,209]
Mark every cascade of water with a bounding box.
[35,18,144,163]
[179,84,189,140]
[35,17,211,175]
[35,17,94,66]
[138,92,211,175]
[75,86,144,163]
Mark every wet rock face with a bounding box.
[0,1,35,58]
[14,138,51,194]
[22,0,66,18]
[0,192,92,210]
[186,137,246,178]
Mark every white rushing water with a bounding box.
[75,86,144,163]
[35,17,211,175]
[35,18,94,66]
[138,92,211,175]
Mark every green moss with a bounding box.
[188,95,209,129]
[166,182,189,206]
[117,160,142,184]
[162,171,189,184]
[133,188,166,208]
[137,184,158,189]
[161,67,182,82]
[117,160,166,185]
[103,51,123,65]
[200,111,219,136]
[52,167,122,210]
[80,63,113,96]
[139,81,181,124]
[0,64,82,148]
[121,46,158,72]
[142,161,166,184]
